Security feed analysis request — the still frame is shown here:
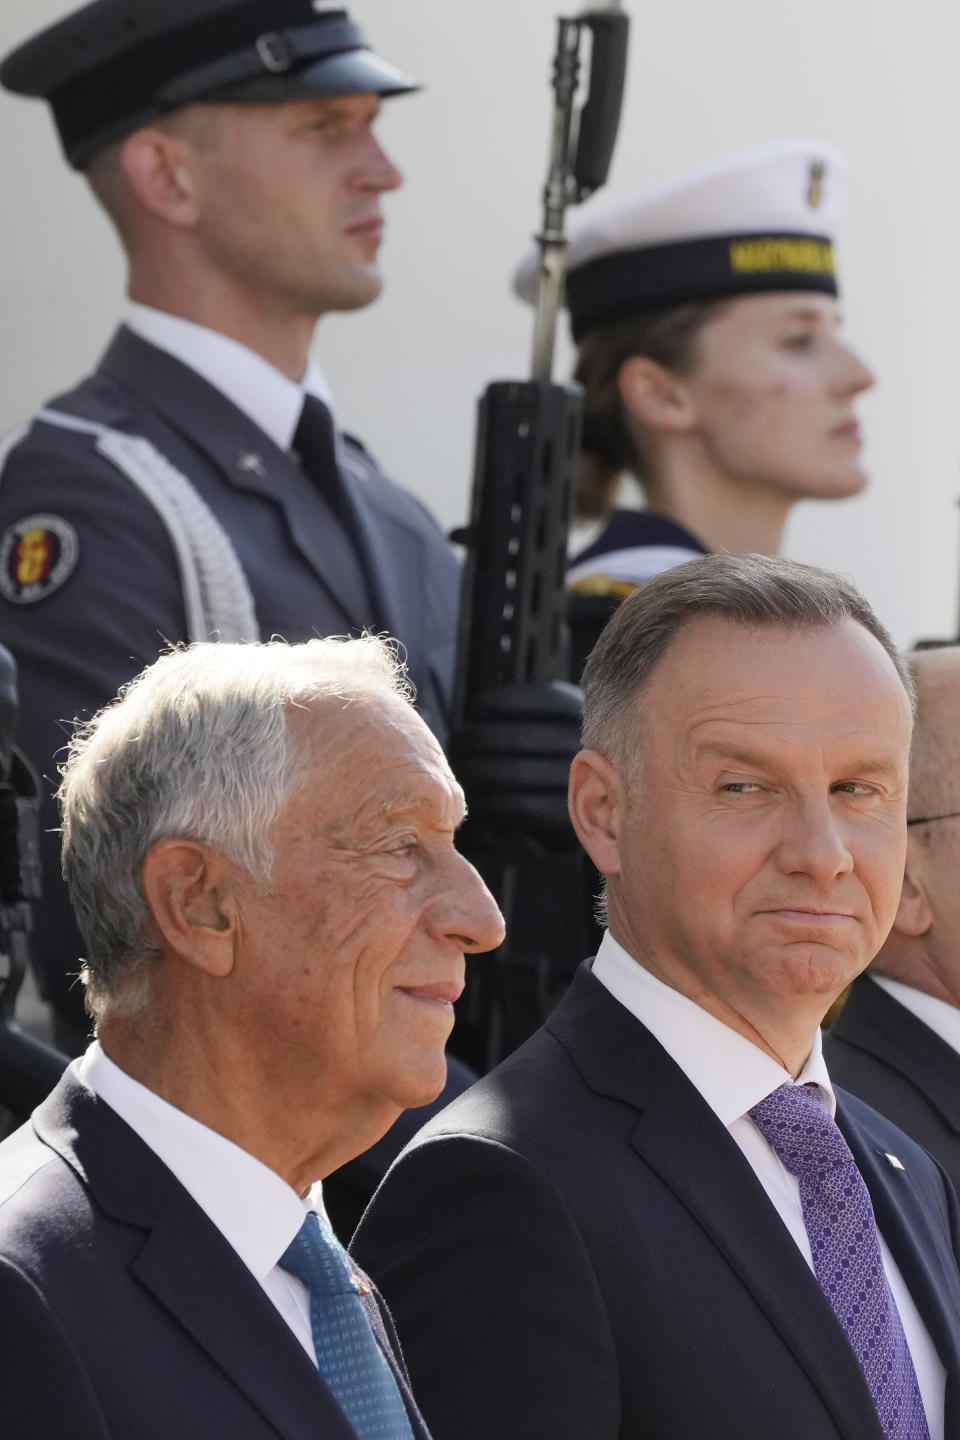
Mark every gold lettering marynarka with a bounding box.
[728,237,836,276]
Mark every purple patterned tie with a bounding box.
[749,1083,930,1440]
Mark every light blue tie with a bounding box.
[279,1211,415,1440]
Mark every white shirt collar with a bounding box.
[76,1041,325,1280]
[592,930,836,1124]
[870,974,960,1057]
[126,302,333,452]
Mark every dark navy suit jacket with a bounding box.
[0,326,459,1020]
[354,962,960,1440]
[825,974,960,1198]
[0,1068,433,1440]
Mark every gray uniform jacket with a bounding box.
[0,326,460,1018]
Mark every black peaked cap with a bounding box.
[0,0,418,169]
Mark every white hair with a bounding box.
[59,635,413,1018]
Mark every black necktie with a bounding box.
[292,394,351,524]
[291,395,381,627]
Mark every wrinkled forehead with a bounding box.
[633,616,912,758]
[288,691,457,812]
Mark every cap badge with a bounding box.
[255,33,294,75]
[807,160,825,210]
[0,514,78,605]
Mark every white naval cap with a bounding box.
[515,139,847,341]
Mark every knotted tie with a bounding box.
[292,394,380,623]
[750,1083,929,1440]
[279,1211,415,1440]
[292,394,352,523]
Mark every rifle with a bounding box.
[450,5,629,1072]
[0,645,68,1127]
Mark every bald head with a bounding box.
[870,645,960,1004]
[906,647,960,822]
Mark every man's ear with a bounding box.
[891,845,934,939]
[618,355,697,436]
[568,750,625,876]
[119,128,202,229]
[140,840,238,978]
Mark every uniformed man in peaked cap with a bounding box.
[0,1,462,1059]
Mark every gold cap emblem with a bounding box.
[807,159,825,209]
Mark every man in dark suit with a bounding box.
[0,634,504,1438]
[825,645,960,1196]
[0,0,460,1054]
[354,553,960,1440]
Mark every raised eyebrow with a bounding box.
[696,742,902,780]
[696,741,780,771]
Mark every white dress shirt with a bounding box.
[76,1042,326,1366]
[126,302,333,452]
[593,931,946,1438]
[872,974,960,1058]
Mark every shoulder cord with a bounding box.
[26,409,259,644]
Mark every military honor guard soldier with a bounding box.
[514,139,875,676]
[0,0,461,1056]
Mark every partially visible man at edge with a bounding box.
[354,554,960,1440]
[825,645,960,1197]
[0,0,461,1056]
[0,635,504,1438]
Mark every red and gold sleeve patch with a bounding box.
[0,514,78,604]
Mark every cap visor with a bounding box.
[216,49,419,104]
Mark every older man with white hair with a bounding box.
[0,634,503,1440]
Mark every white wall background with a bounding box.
[2,0,960,647]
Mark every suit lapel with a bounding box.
[32,1072,387,1440]
[547,969,886,1440]
[835,978,960,1133]
[134,1185,357,1440]
[839,1095,960,1385]
[96,328,377,633]
[357,1281,432,1439]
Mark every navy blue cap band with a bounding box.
[567,231,838,341]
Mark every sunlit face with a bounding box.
[909,815,960,1001]
[190,93,402,318]
[678,292,875,500]
[230,695,504,1113]
[605,617,912,1034]
[902,660,960,1001]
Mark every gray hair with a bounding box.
[59,635,413,1018]
[582,553,914,770]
